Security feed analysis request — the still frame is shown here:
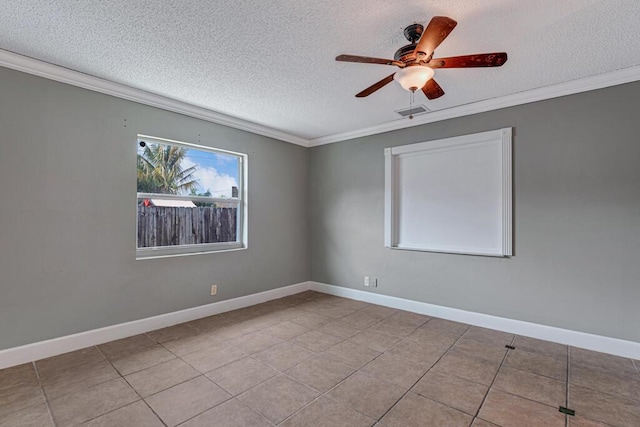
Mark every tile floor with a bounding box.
[1,290,639,426]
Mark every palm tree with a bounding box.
[137,155,159,193]
[137,143,199,194]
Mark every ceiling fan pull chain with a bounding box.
[409,90,415,119]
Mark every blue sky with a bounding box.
[183,150,238,177]
[138,142,240,197]
[182,149,239,197]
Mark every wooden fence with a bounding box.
[137,206,237,247]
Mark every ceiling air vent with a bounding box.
[395,104,429,117]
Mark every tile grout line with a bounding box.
[471,334,516,421]
[466,338,575,419]
[304,308,604,423]
[50,294,640,425]
[32,360,58,427]
[272,304,408,424]
[557,351,636,427]
[232,398,277,427]
[15,293,603,426]
[372,320,473,423]
[564,347,629,427]
[160,298,314,356]
[250,326,376,423]
[93,345,170,427]
[0,294,579,425]
[3,295,312,427]
[274,355,372,425]
[39,358,127,401]
[222,357,282,426]
[155,319,308,424]
[217,299,333,425]
[37,350,110,397]
[480,386,575,417]
[494,359,567,383]
[162,301,328,426]
[155,344,250,424]
[489,346,569,382]
[38,344,177,406]
[323,317,519,423]
[270,302,407,424]
[274,371,346,425]
[7,297,443,419]
[0,363,60,426]
[167,389,235,427]
[410,330,524,391]
[131,330,286,426]
[241,333,326,424]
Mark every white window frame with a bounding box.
[136,135,247,260]
[384,128,512,257]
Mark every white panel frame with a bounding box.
[384,128,513,257]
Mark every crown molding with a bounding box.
[4,48,640,149]
[0,49,311,147]
[310,65,640,146]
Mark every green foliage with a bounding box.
[137,143,198,194]
[189,188,212,197]
[190,188,215,207]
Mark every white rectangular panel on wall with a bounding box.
[384,128,512,257]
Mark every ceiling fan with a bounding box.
[336,16,507,100]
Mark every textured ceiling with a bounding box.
[1,1,640,141]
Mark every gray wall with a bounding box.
[2,64,639,350]
[310,82,640,343]
[0,67,309,350]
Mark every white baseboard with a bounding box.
[0,282,311,370]
[310,282,640,360]
[3,280,638,370]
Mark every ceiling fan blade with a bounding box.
[428,52,508,68]
[336,54,404,67]
[422,78,445,100]
[356,73,396,97]
[413,16,457,60]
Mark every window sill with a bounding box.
[136,243,246,260]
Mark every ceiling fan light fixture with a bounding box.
[394,65,435,92]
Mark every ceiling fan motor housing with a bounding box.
[403,23,423,43]
[395,24,428,62]
[394,44,418,62]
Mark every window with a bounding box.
[136,135,246,259]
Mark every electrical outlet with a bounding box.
[364,276,370,287]
[210,285,217,296]
[370,278,378,288]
